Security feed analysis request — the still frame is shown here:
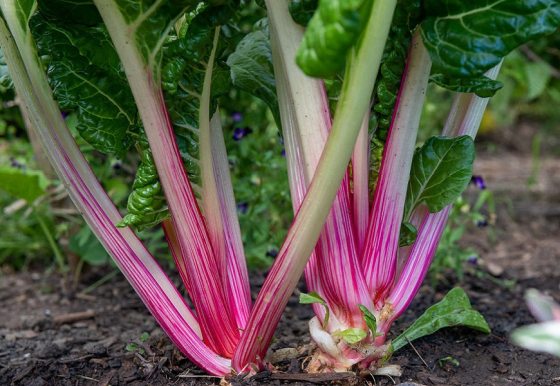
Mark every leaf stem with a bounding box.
[233,0,397,371]
[361,31,432,302]
[93,0,240,356]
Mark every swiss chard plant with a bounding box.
[0,0,559,377]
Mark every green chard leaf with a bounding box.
[29,13,137,155]
[111,0,196,69]
[289,0,318,26]
[421,0,560,78]
[359,305,378,335]
[336,328,367,345]
[300,291,330,327]
[299,291,327,305]
[430,73,503,98]
[404,136,475,220]
[117,147,169,231]
[37,0,102,26]
[398,221,417,247]
[392,287,490,351]
[296,0,373,77]
[0,166,49,203]
[226,26,281,127]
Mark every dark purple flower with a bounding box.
[10,157,24,169]
[231,112,243,123]
[471,175,486,190]
[281,148,286,157]
[61,111,69,119]
[467,255,478,265]
[233,127,252,141]
[266,248,278,258]
[237,202,249,214]
[476,218,489,228]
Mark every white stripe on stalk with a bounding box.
[0,14,230,375]
[267,0,372,328]
[233,0,397,371]
[362,31,432,301]
[352,115,371,249]
[94,0,240,356]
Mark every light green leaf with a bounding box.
[359,305,377,335]
[404,136,475,220]
[525,60,552,101]
[296,0,373,77]
[398,221,417,247]
[511,321,560,357]
[68,226,109,266]
[336,328,367,344]
[421,0,560,77]
[227,28,280,126]
[392,287,490,351]
[430,73,503,98]
[299,291,326,305]
[0,166,49,203]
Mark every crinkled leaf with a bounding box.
[370,0,421,188]
[289,0,318,26]
[0,166,49,203]
[359,305,377,335]
[112,0,196,69]
[404,136,475,220]
[37,0,102,26]
[430,73,503,98]
[398,221,417,247]
[296,0,373,77]
[421,0,560,78]
[30,14,136,155]
[511,321,560,357]
[392,287,490,351]
[227,28,280,127]
[337,328,367,344]
[117,148,169,231]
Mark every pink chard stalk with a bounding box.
[1,0,559,378]
[0,0,394,376]
[275,0,560,373]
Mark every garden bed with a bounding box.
[1,151,560,386]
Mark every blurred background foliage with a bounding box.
[0,23,558,284]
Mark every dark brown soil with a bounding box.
[1,147,560,386]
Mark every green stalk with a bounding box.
[233,0,397,371]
